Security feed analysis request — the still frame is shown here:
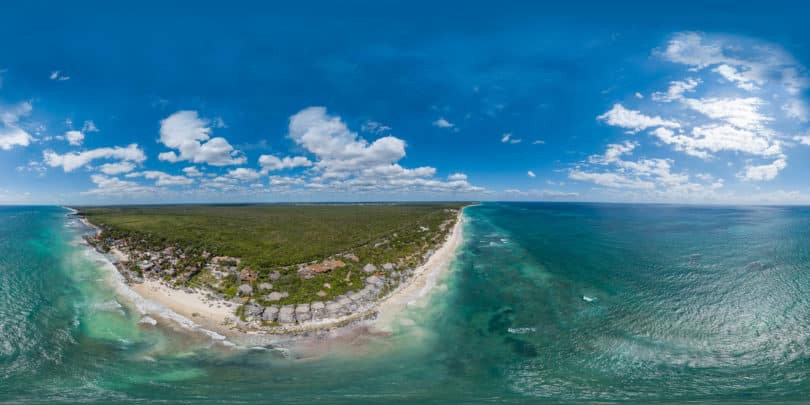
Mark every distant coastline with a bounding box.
[66,205,467,341]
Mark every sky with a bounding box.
[2,0,810,205]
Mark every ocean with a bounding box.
[3,203,810,402]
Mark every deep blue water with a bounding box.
[3,203,810,403]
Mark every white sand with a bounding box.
[131,280,238,333]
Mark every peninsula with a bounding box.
[72,204,465,335]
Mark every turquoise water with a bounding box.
[3,204,810,402]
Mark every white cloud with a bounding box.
[682,97,770,129]
[597,104,680,133]
[98,161,136,175]
[659,31,807,113]
[532,140,545,145]
[569,170,655,189]
[65,130,84,146]
[503,189,579,199]
[0,101,34,151]
[432,117,454,128]
[83,174,156,196]
[60,120,99,146]
[227,167,263,182]
[258,154,312,172]
[0,126,34,151]
[82,120,99,133]
[782,100,808,122]
[15,161,47,176]
[126,171,194,186]
[43,144,146,172]
[447,173,467,181]
[284,107,482,194]
[634,92,644,99]
[651,125,782,160]
[569,142,722,194]
[740,158,787,181]
[651,78,700,102]
[501,133,522,144]
[268,175,305,188]
[157,110,246,166]
[361,120,391,134]
[527,170,536,178]
[182,166,204,177]
[658,32,725,69]
[712,64,758,91]
[591,32,810,187]
[49,70,70,81]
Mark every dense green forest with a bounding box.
[76,203,465,304]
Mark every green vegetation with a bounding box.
[76,203,464,305]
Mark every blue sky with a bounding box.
[2,1,810,204]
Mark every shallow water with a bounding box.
[3,204,810,402]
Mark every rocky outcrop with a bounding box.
[295,303,311,322]
[237,284,253,296]
[278,305,296,324]
[262,306,279,322]
[265,291,288,301]
[244,303,264,320]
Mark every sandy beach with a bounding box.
[131,280,238,334]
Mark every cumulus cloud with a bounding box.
[126,171,194,186]
[501,133,522,144]
[432,117,454,128]
[284,107,482,193]
[595,32,809,187]
[740,158,787,181]
[157,110,246,166]
[712,64,758,91]
[658,32,806,94]
[98,161,136,175]
[650,125,782,160]
[182,166,204,177]
[258,154,312,172]
[597,104,680,133]
[83,174,156,196]
[651,78,700,102]
[569,142,723,194]
[65,130,84,146]
[227,167,263,182]
[0,101,34,151]
[682,97,770,129]
[527,170,536,178]
[43,144,146,172]
[268,175,305,188]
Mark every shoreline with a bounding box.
[65,205,468,343]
